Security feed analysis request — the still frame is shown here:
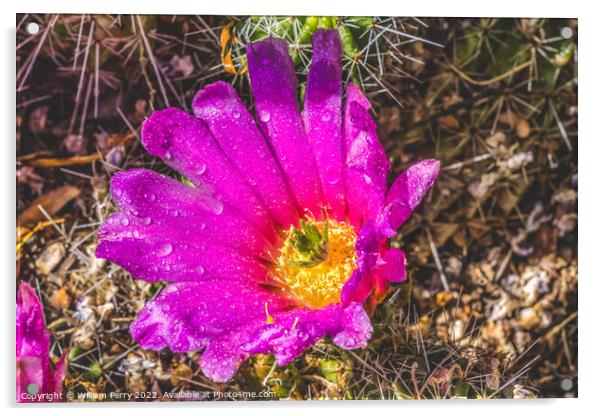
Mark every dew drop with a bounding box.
[132,230,141,238]
[208,199,224,215]
[324,166,339,185]
[233,110,241,119]
[144,192,156,202]
[164,150,172,161]
[196,163,206,175]
[142,217,152,225]
[156,242,173,257]
[259,111,271,122]
[120,217,130,226]
[321,111,332,122]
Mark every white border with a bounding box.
[3,1,597,415]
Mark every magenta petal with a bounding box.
[199,302,372,382]
[193,81,299,228]
[102,169,271,257]
[341,219,381,304]
[341,268,373,306]
[16,282,66,402]
[198,319,264,383]
[141,107,275,240]
[96,224,269,283]
[17,357,45,400]
[342,234,408,305]
[378,159,440,237]
[303,29,346,219]
[377,248,407,283]
[247,38,324,217]
[130,280,292,353]
[17,282,50,360]
[331,302,373,349]
[343,83,390,227]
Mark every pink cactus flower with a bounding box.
[96,29,439,382]
[16,281,67,402]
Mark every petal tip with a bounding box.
[422,158,441,175]
[140,107,189,159]
[311,29,343,61]
[346,82,371,110]
[192,80,234,117]
[412,158,441,190]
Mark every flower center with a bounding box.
[274,218,358,309]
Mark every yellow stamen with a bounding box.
[265,302,275,324]
[274,219,358,309]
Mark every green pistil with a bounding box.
[288,220,329,268]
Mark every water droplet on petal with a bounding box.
[321,111,332,122]
[164,150,172,161]
[325,166,339,185]
[156,242,173,257]
[144,192,156,202]
[120,217,130,226]
[233,110,241,119]
[196,163,206,175]
[204,198,224,215]
[259,111,271,122]
[142,217,152,225]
